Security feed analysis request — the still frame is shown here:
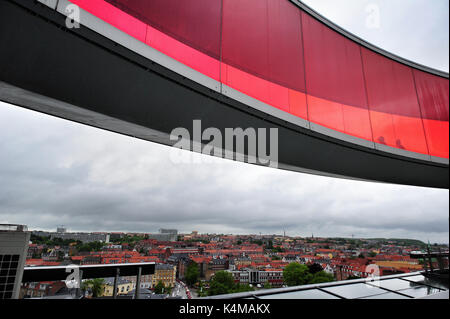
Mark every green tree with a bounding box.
[307,263,323,274]
[272,246,285,253]
[165,285,172,295]
[154,281,166,294]
[234,284,254,293]
[309,271,334,284]
[185,262,199,286]
[263,282,272,289]
[204,271,255,296]
[81,278,105,298]
[197,281,209,297]
[76,241,104,253]
[208,271,236,296]
[283,263,312,286]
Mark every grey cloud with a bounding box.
[0,101,448,243]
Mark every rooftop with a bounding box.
[0,224,28,232]
[204,271,449,299]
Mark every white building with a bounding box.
[0,224,30,299]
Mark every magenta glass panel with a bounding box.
[413,69,449,158]
[361,48,429,154]
[267,0,305,92]
[413,69,449,121]
[301,11,368,108]
[222,0,305,92]
[105,0,222,59]
[301,12,371,140]
[222,0,268,81]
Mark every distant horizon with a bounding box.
[26,226,449,245]
[1,0,448,247]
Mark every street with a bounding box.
[172,280,190,299]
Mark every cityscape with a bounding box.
[2,224,447,299]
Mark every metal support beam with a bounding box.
[437,248,445,271]
[427,246,434,272]
[113,268,120,299]
[77,269,83,299]
[135,267,142,299]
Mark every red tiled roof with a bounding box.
[70,256,84,261]
[26,259,61,266]
[190,256,212,264]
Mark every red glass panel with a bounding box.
[342,104,373,141]
[105,0,222,59]
[70,0,147,42]
[421,119,449,158]
[222,64,289,112]
[307,95,345,133]
[289,89,308,120]
[413,69,449,158]
[146,26,220,81]
[71,0,446,157]
[267,0,305,92]
[301,12,367,107]
[222,0,268,80]
[361,48,429,154]
[301,12,372,141]
[222,0,305,92]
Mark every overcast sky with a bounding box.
[0,0,448,243]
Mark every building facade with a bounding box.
[152,264,177,288]
[101,277,133,297]
[0,224,30,299]
[124,263,176,290]
[230,268,283,287]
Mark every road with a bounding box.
[172,281,190,299]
